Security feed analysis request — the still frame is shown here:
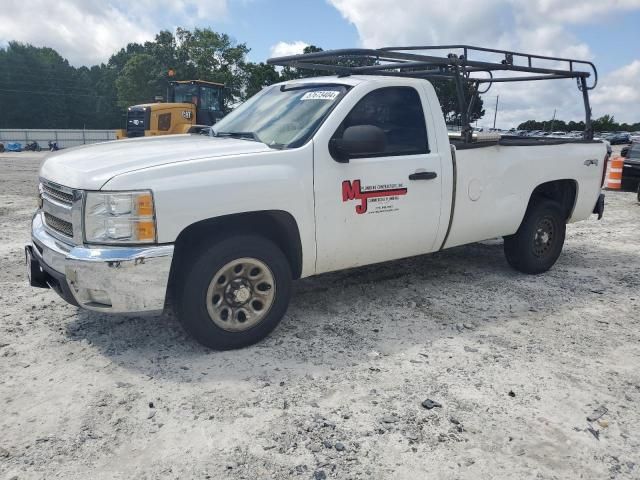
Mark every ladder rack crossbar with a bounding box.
[267,45,597,142]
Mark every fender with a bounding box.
[101,142,317,277]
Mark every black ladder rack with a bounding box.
[267,45,597,143]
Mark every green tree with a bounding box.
[175,28,250,109]
[244,62,280,98]
[592,115,617,132]
[432,81,485,125]
[280,45,326,80]
[115,53,163,107]
[518,120,543,130]
[518,115,640,133]
[567,120,585,131]
[0,42,112,129]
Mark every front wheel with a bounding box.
[176,234,292,350]
[504,199,566,274]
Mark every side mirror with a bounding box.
[329,125,387,163]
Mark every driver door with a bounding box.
[313,85,444,273]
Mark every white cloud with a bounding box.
[269,41,310,59]
[0,0,228,66]
[328,0,640,126]
[524,0,640,23]
[592,60,640,123]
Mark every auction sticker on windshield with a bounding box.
[300,90,340,101]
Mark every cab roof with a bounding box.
[274,75,425,88]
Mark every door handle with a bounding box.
[409,171,438,180]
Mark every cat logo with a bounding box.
[182,111,193,120]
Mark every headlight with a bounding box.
[84,191,156,244]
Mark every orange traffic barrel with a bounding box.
[606,156,623,190]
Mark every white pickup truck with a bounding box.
[26,46,608,349]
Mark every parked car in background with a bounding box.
[621,142,640,191]
[609,133,631,145]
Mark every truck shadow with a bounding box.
[64,238,640,382]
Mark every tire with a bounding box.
[175,234,292,350]
[637,183,640,203]
[504,199,566,274]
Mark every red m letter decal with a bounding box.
[342,179,360,201]
[342,179,368,214]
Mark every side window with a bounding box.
[200,87,221,112]
[333,86,428,156]
[158,113,171,131]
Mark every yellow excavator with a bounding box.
[115,80,225,139]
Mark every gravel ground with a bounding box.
[1,150,639,480]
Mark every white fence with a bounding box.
[0,129,117,149]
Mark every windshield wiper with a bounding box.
[214,131,285,150]
[214,131,262,143]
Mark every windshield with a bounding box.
[212,83,349,149]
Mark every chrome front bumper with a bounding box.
[29,212,174,314]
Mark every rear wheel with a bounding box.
[504,199,566,274]
[176,234,292,350]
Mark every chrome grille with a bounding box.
[40,180,77,242]
[44,212,73,237]
[42,182,73,205]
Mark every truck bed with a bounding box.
[443,139,606,249]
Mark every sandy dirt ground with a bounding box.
[1,150,639,480]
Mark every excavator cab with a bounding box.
[169,80,225,126]
[116,80,225,139]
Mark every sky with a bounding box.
[1,0,639,128]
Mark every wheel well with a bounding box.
[528,179,578,221]
[166,211,303,305]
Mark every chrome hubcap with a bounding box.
[206,258,276,332]
[533,217,554,257]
